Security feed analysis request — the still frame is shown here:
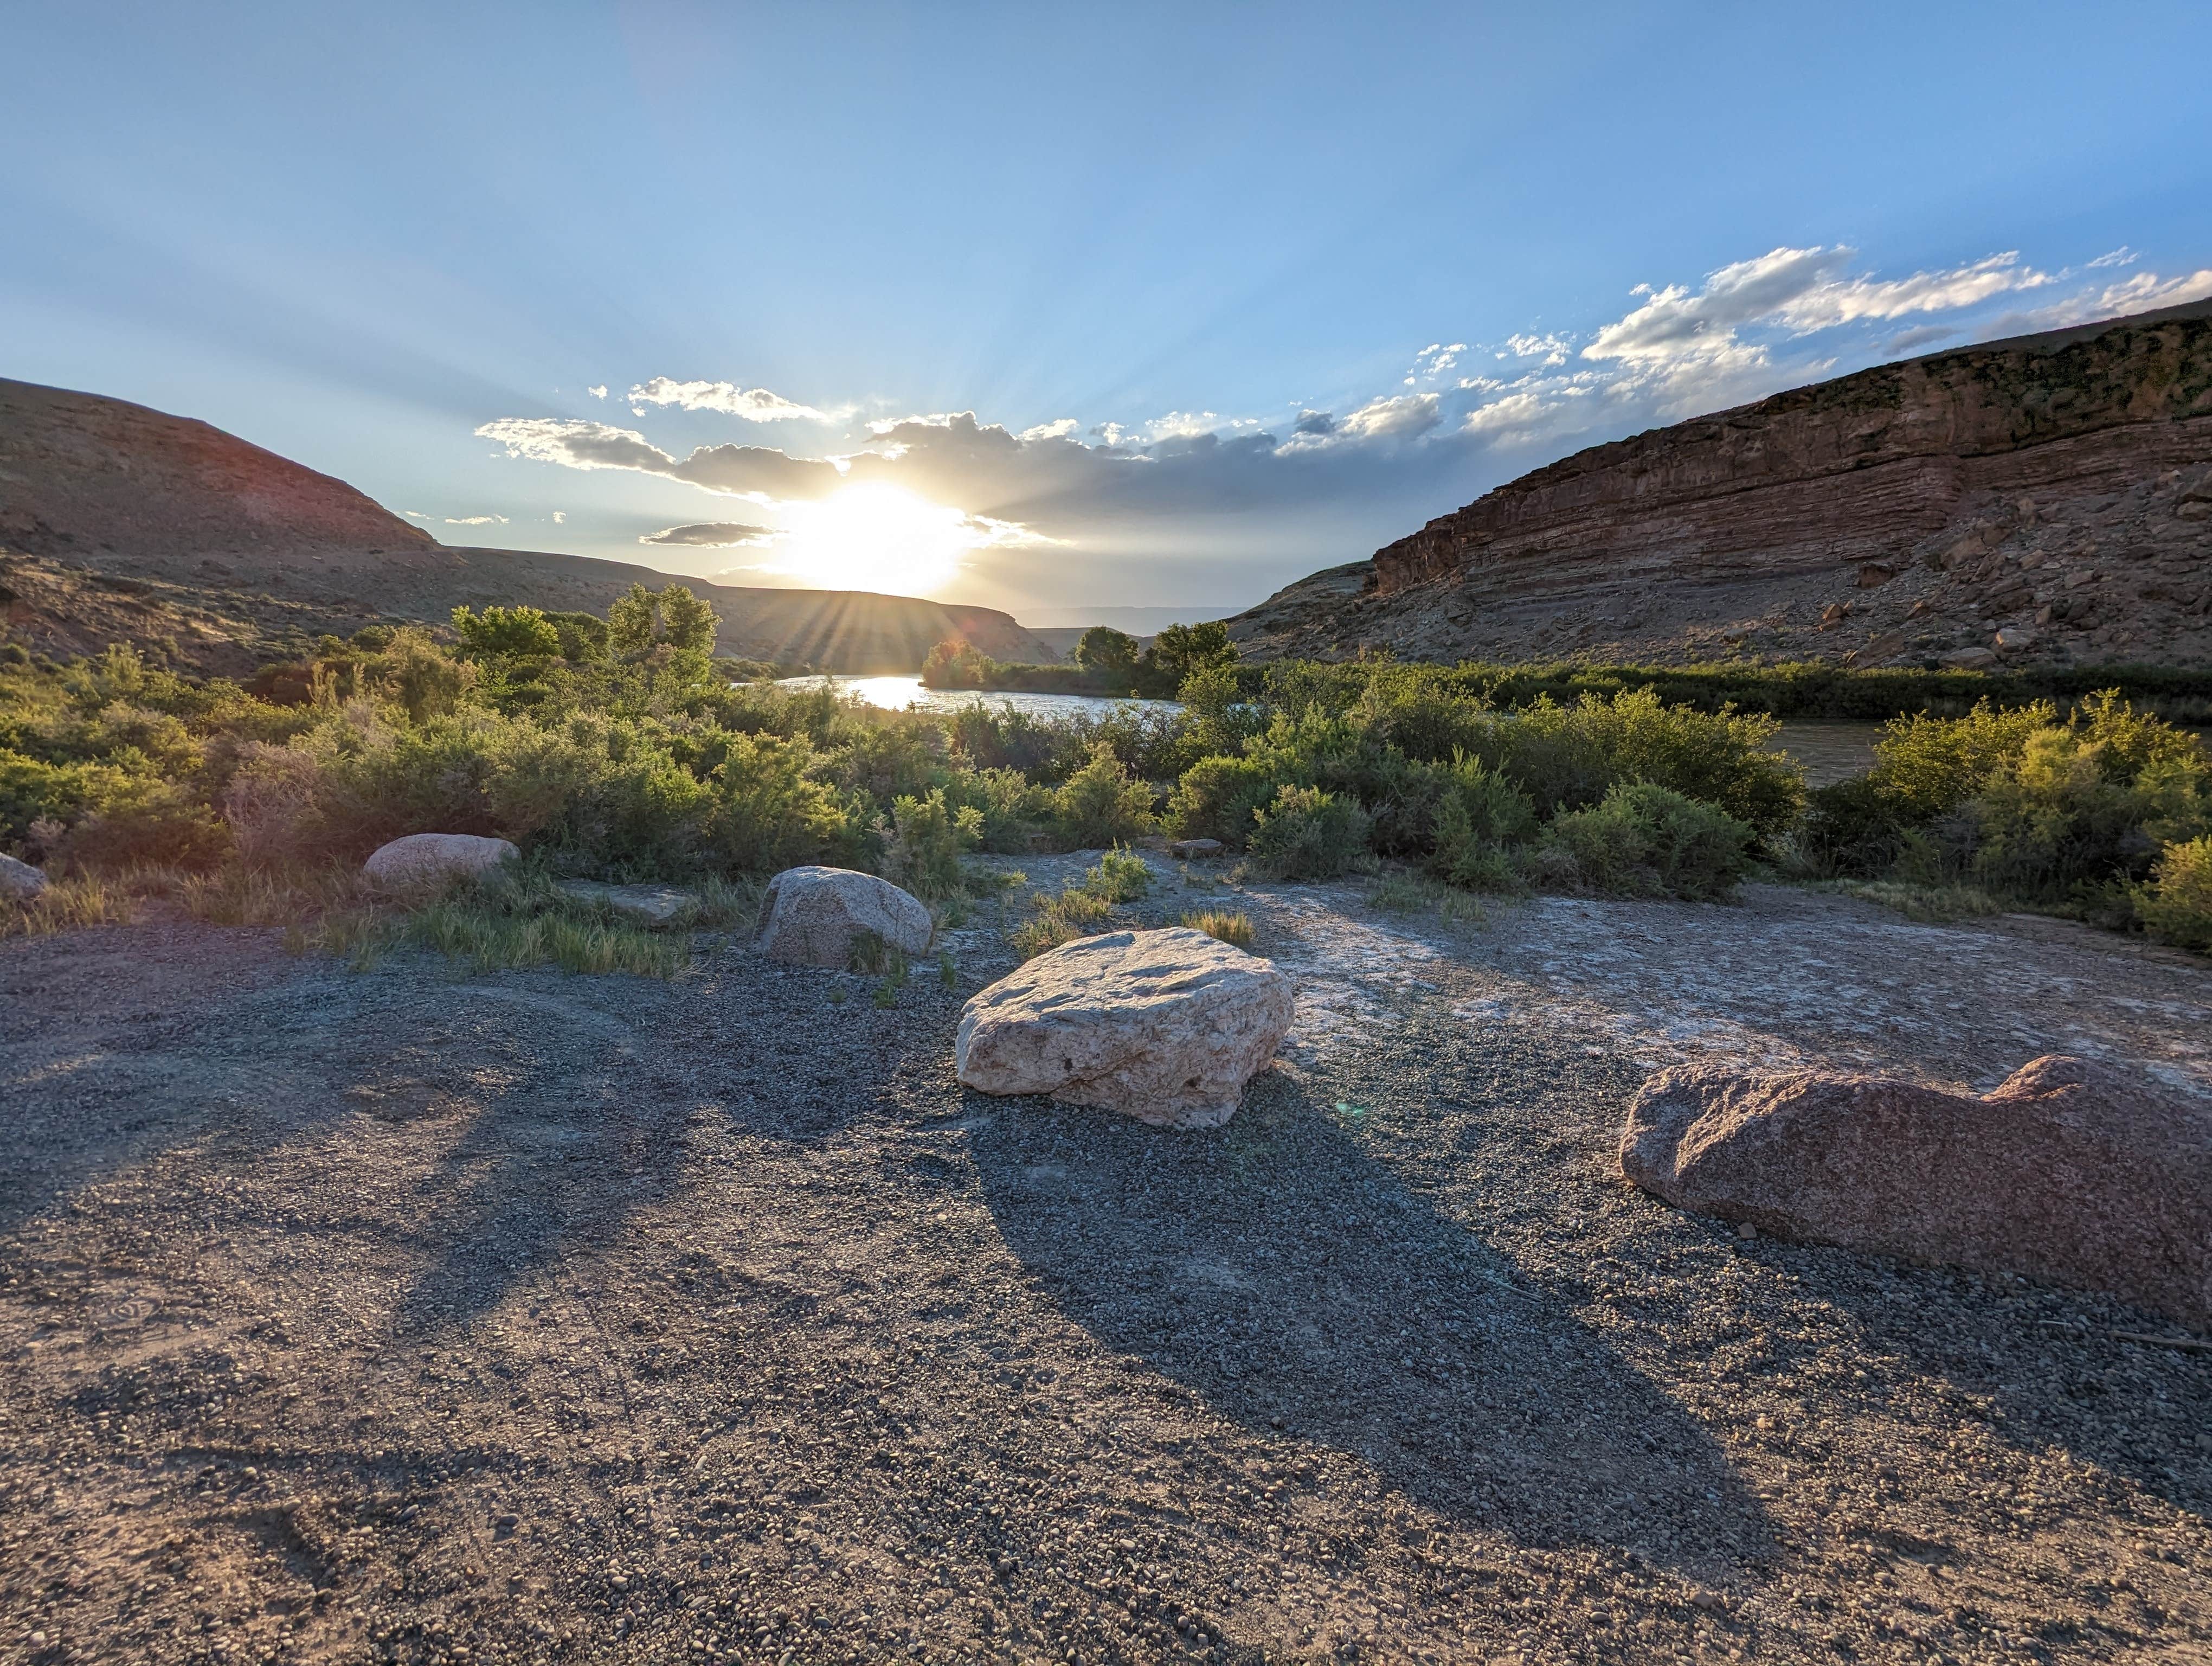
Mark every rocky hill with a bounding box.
[0,377,1047,674]
[1228,300,2212,670]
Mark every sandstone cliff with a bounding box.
[1228,300,2212,669]
[0,379,1048,673]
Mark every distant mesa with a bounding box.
[1227,298,2212,670]
[0,377,1047,674]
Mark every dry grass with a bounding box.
[0,874,136,938]
[1178,908,1256,950]
[1827,880,2004,923]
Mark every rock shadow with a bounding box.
[969,1070,1770,1573]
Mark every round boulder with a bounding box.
[0,853,49,902]
[758,866,932,967]
[362,832,519,894]
[955,926,1295,1129]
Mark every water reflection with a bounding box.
[771,674,1181,721]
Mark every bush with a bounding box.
[881,788,979,899]
[1249,785,1372,881]
[1165,753,1281,847]
[2135,835,2212,951]
[1540,781,1755,901]
[1011,883,1113,960]
[1082,847,1152,902]
[1427,754,1537,892]
[1055,742,1155,848]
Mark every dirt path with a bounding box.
[3,872,2208,1665]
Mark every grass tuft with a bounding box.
[0,874,135,938]
[1178,908,1256,950]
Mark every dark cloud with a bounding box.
[1293,409,1335,435]
[640,521,776,547]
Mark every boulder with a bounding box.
[1621,1055,2212,1328]
[1168,837,1225,860]
[757,866,931,967]
[955,927,1296,1129]
[0,853,48,901]
[362,833,518,893]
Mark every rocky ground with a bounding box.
[4,864,2210,1666]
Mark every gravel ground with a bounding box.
[3,863,2209,1666]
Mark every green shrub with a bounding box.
[1082,847,1153,902]
[1249,785,1372,881]
[881,787,979,899]
[2134,835,2212,951]
[1165,753,1281,847]
[1427,753,1537,891]
[1011,883,1113,959]
[1056,742,1155,848]
[1540,781,1755,901]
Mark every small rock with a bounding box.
[758,866,931,967]
[0,851,48,901]
[1994,626,2037,652]
[1855,561,1896,588]
[1938,645,1997,669]
[556,880,697,925]
[1846,630,1908,666]
[1168,838,1225,860]
[362,833,518,894]
[955,927,1295,1128]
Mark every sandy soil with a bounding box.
[3,868,2209,1666]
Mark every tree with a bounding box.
[545,611,609,662]
[658,585,720,654]
[1073,626,1140,680]
[450,604,560,660]
[1141,620,1234,694]
[608,584,660,657]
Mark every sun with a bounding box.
[767,483,973,594]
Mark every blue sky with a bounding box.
[5,3,2209,624]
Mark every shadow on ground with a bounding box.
[969,1069,1771,1574]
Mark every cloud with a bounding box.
[1977,266,2212,337]
[1883,324,1958,355]
[1772,251,2049,330]
[551,510,566,523]
[586,384,608,399]
[402,509,431,520]
[475,416,843,498]
[640,521,778,547]
[2087,247,2137,269]
[1018,418,1081,443]
[1503,332,1570,367]
[627,376,831,422]
[1461,390,1561,438]
[1409,342,1467,381]
[1293,409,1335,436]
[445,514,509,525]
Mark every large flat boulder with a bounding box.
[362,833,518,894]
[758,866,931,967]
[955,927,1295,1129]
[1621,1055,2212,1328]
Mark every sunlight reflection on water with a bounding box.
[771,674,1181,721]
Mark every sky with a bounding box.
[4,3,2209,626]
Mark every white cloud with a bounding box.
[445,514,509,526]
[586,384,608,399]
[628,376,831,422]
[2095,267,2212,312]
[1583,246,1848,362]
[551,510,566,523]
[402,509,431,520]
[1019,418,1081,443]
[1460,391,1559,438]
[1773,251,2050,330]
[2087,247,2138,269]
[1336,393,1440,441]
[1503,332,1570,366]
[1411,342,1467,380]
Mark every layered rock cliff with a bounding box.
[1228,300,2212,669]
[0,378,1048,673]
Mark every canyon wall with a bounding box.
[1230,300,2212,669]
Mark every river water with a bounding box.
[776,677,1898,783]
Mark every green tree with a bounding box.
[450,604,561,660]
[1073,626,1140,680]
[608,584,660,657]
[658,585,720,654]
[545,611,609,662]
[1140,619,1234,696]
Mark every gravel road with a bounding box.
[3,867,2208,1665]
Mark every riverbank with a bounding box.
[4,869,2208,1664]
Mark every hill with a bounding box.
[1226,300,2212,670]
[0,377,1047,673]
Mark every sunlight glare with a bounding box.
[767,483,975,594]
